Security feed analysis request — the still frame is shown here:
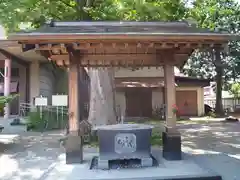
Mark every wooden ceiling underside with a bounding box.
[22,40,225,67]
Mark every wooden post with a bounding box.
[65,61,83,164]
[4,59,11,119]
[164,64,176,129]
[162,63,182,161]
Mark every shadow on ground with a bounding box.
[0,131,65,180]
[179,122,240,180]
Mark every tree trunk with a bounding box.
[88,68,117,126]
[215,48,224,116]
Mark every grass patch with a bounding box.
[26,108,68,131]
[151,128,162,146]
[127,121,163,146]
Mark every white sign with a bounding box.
[34,96,48,106]
[52,95,68,106]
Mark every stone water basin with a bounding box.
[93,123,154,169]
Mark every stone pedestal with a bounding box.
[95,124,154,169]
[65,134,83,164]
[162,130,182,161]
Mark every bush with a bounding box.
[26,109,44,131]
[152,106,165,120]
[207,111,217,118]
[0,94,19,112]
[26,107,68,131]
[151,128,162,146]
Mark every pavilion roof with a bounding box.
[9,21,238,41]
[7,21,239,68]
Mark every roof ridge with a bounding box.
[48,21,190,27]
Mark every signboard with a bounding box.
[34,96,48,106]
[52,95,68,106]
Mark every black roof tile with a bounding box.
[21,21,223,35]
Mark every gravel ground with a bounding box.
[0,120,239,180]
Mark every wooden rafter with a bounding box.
[20,39,225,68]
[47,52,191,67]
[31,41,224,52]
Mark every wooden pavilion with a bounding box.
[8,21,237,163]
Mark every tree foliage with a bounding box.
[1,0,239,116]
[183,0,240,87]
[229,82,240,98]
[0,94,19,112]
[0,0,188,31]
[182,0,240,115]
[0,0,190,125]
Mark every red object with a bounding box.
[172,104,182,116]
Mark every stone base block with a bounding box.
[98,159,109,169]
[141,157,153,167]
[162,131,182,160]
[65,134,83,164]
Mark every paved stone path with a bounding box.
[179,122,240,180]
[0,121,239,180]
[0,130,65,180]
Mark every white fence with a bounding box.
[204,97,240,110]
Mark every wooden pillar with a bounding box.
[164,64,176,129]
[4,59,11,119]
[68,63,80,133]
[162,63,182,161]
[65,61,83,164]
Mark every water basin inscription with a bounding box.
[115,133,137,154]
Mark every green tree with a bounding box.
[0,0,189,125]
[183,0,240,115]
[229,82,240,98]
[0,0,189,31]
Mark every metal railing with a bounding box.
[18,103,69,131]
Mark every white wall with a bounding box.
[152,88,164,109]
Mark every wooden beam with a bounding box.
[0,49,30,67]
[49,52,193,67]
[13,33,230,43]
[34,42,224,52]
[49,53,168,67]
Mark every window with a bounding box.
[0,68,19,77]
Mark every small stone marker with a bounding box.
[79,120,92,143]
